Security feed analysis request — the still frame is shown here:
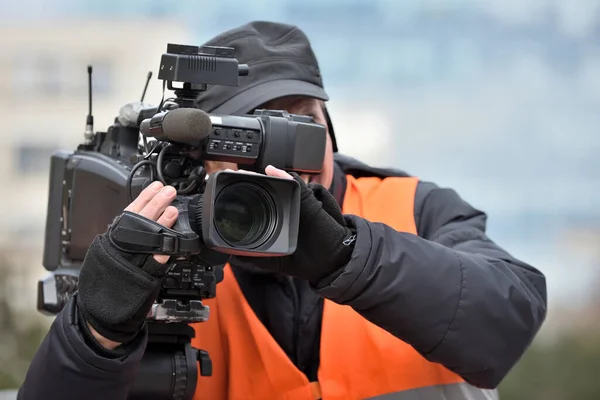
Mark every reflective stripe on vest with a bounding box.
[191,175,499,400]
[363,383,498,400]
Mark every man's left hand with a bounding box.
[232,165,356,283]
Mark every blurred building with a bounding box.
[0,0,599,325]
[0,19,192,311]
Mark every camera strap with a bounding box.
[107,211,202,256]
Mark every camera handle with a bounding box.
[128,322,211,400]
[104,205,229,399]
[107,211,203,258]
[103,198,230,399]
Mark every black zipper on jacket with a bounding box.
[287,276,301,367]
[331,162,347,208]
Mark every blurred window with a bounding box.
[14,143,57,175]
[12,54,113,98]
[13,54,62,96]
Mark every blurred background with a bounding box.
[0,0,599,398]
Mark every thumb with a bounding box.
[309,183,346,226]
[265,165,293,179]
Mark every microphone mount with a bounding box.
[168,81,207,109]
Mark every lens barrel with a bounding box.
[211,182,277,248]
[195,170,301,257]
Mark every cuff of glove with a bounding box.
[79,302,147,344]
[306,225,357,285]
[76,299,144,358]
[77,234,166,344]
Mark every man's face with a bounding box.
[203,96,335,190]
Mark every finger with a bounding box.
[153,205,179,264]
[265,165,293,179]
[124,181,163,213]
[223,168,260,176]
[235,169,261,176]
[139,185,177,221]
[153,254,171,264]
[156,205,178,228]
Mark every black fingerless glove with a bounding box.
[233,173,356,283]
[77,234,170,343]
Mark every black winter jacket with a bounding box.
[17,154,547,399]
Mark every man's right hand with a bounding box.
[77,181,179,350]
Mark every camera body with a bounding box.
[37,43,327,324]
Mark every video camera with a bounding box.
[36,43,327,400]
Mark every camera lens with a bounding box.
[213,182,277,247]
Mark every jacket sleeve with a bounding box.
[18,294,146,400]
[313,181,547,389]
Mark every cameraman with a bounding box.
[19,21,547,400]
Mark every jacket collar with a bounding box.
[330,161,347,209]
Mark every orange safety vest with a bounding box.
[191,175,498,400]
